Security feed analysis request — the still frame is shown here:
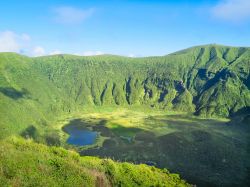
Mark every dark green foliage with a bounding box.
[45,132,61,146]
[20,125,39,140]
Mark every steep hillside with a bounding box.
[19,44,250,117]
[0,44,249,139]
[0,137,191,187]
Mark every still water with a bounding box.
[63,119,97,146]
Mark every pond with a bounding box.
[63,119,98,146]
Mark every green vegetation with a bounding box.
[62,110,250,187]
[0,44,249,186]
[0,44,249,139]
[0,137,191,187]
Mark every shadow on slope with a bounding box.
[0,87,30,100]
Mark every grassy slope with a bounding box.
[19,44,250,117]
[0,45,249,140]
[0,53,67,139]
[0,44,249,186]
[0,137,191,187]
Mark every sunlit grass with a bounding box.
[57,108,249,187]
[57,107,234,147]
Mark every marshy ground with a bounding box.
[60,109,250,187]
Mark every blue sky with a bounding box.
[0,0,249,57]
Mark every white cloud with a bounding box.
[49,50,62,55]
[0,30,50,57]
[0,31,32,54]
[128,54,136,58]
[32,46,45,57]
[0,30,105,57]
[0,31,117,57]
[82,51,104,56]
[53,6,95,24]
[0,31,21,52]
[211,0,250,22]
